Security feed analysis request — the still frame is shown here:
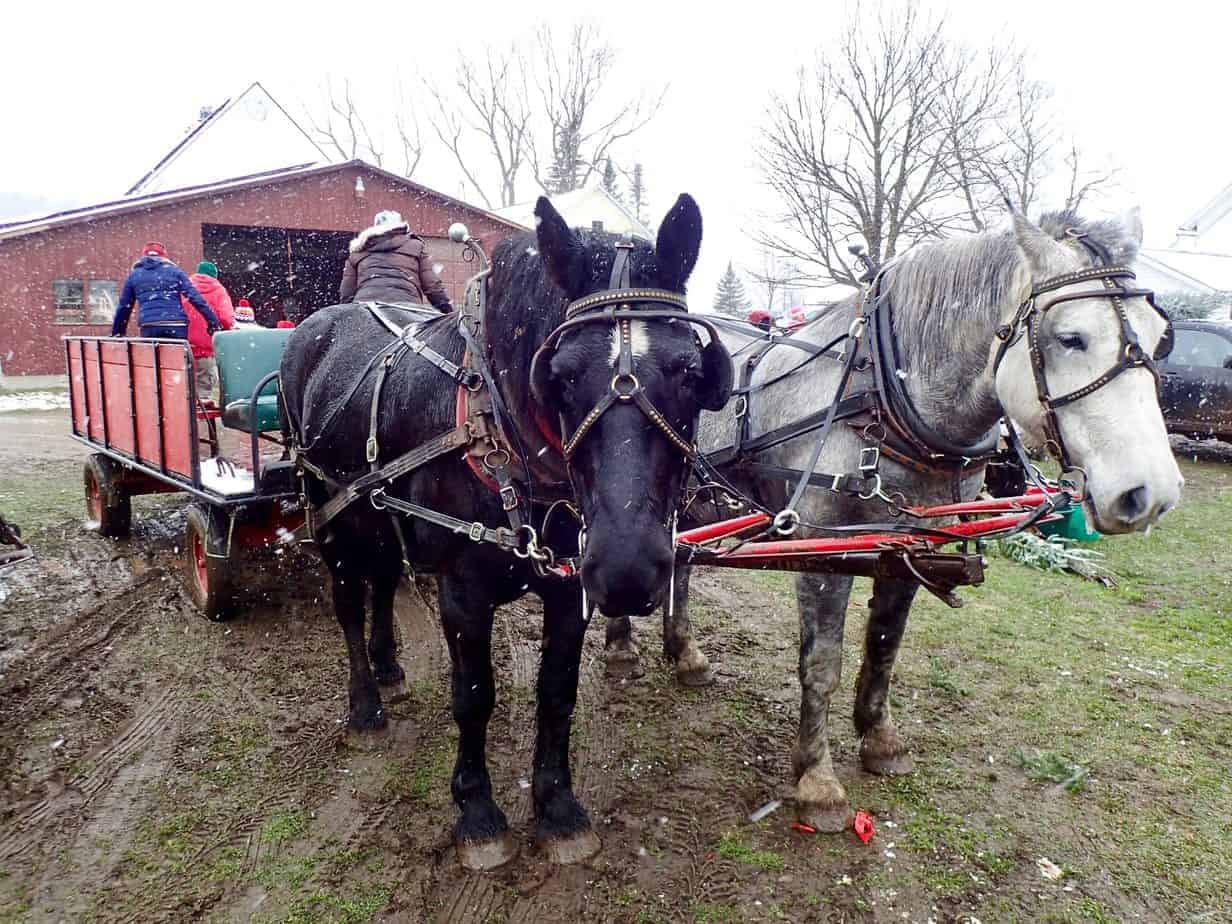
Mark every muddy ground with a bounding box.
[1,411,1230,923]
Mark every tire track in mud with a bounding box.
[0,685,181,866]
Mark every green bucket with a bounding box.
[1037,504,1100,542]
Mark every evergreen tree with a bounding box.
[713,261,751,317]
[601,158,622,201]
[628,163,647,222]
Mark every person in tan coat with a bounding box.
[338,210,453,311]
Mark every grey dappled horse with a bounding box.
[606,208,1181,831]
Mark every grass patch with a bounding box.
[1010,747,1090,793]
[261,810,310,847]
[715,832,784,872]
[926,655,968,698]
[383,740,451,804]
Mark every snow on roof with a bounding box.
[0,160,525,243]
[1137,248,1232,293]
[127,82,330,197]
[1175,181,1232,238]
[496,186,653,239]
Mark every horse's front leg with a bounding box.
[533,581,601,863]
[854,577,918,775]
[792,572,854,832]
[439,570,515,871]
[662,564,712,686]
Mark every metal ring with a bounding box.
[858,473,883,501]
[733,395,748,419]
[483,448,511,470]
[772,509,800,536]
[369,489,388,511]
[862,422,887,444]
[512,524,538,559]
[610,372,640,400]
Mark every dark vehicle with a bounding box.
[1158,319,1232,443]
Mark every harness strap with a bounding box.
[312,424,474,531]
[708,392,876,468]
[371,490,522,551]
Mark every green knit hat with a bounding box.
[197,261,219,278]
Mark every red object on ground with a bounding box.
[791,822,817,835]
[853,811,874,843]
[275,320,294,329]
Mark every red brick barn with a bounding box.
[0,160,526,377]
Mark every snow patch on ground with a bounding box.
[199,460,255,496]
[0,391,70,413]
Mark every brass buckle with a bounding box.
[859,446,880,473]
[499,485,518,511]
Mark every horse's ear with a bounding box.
[1012,211,1059,277]
[535,197,585,295]
[655,194,703,290]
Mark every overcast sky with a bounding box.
[1,0,1225,308]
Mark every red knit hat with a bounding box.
[143,241,168,258]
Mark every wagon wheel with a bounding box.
[84,454,131,538]
[184,504,239,622]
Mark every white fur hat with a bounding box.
[374,210,403,228]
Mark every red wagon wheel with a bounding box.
[83,454,131,538]
[184,504,238,622]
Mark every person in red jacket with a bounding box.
[180,261,235,400]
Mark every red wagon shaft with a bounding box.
[674,490,1071,606]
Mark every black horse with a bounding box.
[279,195,731,868]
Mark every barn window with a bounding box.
[88,280,119,324]
[52,279,85,323]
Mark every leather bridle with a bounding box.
[530,238,730,463]
[992,237,1173,471]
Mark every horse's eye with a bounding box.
[1057,332,1086,351]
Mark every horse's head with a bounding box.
[994,208,1182,534]
[530,195,732,615]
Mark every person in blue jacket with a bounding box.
[111,242,221,339]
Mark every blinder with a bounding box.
[529,238,733,463]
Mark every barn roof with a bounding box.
[0,160,526,243]
[125,82,331,197]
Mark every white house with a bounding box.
[1134,185,1232,314]
[497,186,652,238]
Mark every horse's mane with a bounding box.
[882,210,1142,354]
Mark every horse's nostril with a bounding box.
[1116,484,1150,522]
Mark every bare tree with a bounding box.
[529,24,666,195]
[755,4,1017,285]
[949,63,1117,227]
[304,78,423,178]
[425,48,533,209]
[1061,140,1119,212]
[745,248,804,314]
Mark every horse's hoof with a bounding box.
[860,749,915,776]
[375,662,405,687]
[457,830,519,872]
[347,707,387,732]
[541,828,601,865]
[675,664,714,687]
[604,648,644,680]
[795,801,852,834]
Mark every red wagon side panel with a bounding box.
[66,336,198,484]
